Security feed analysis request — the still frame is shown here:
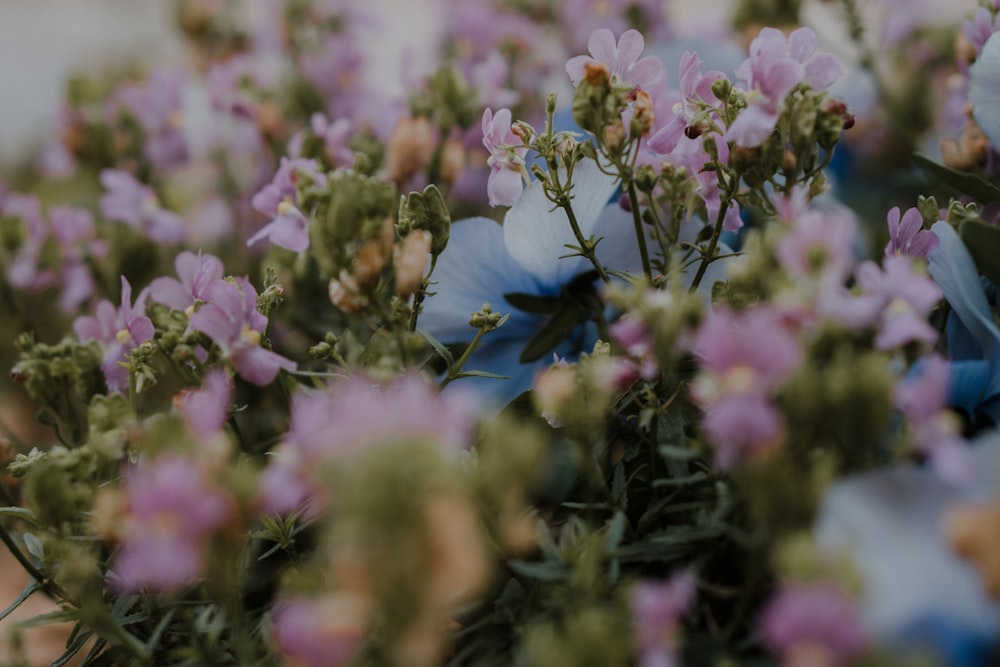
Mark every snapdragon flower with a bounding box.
[99,169,187,243]
[885,206,939,259]
[148,250,225,312]
[258,373,476,515]
[111,454,233,593]
[481,107,528,207]
[726,27,843,148]
[247,157,326,252]
[73,276,154,394]
[566,28,664,92]
[189,277,296,386]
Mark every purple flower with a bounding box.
[174,368,233,441]
[73,276,154,394]
[99,170,187,243]
[648,51,725,156]
[3,194,54,292]
[964,8,1000,58]
[307,113,355,167]
[885,206,939,259]
[481,108,528,207]
[776,206,857,282]
[49,205,99,312]
[111,455,233,593]
[247,157,326,252]
[271,596,364,667]
[189,277,296,386]
[110,67,189,171]
[631,571,697,667]
[471,51,519,109]
[759,583,869,665]
[726,27,843,147]
[299,34,367,121]
[566,28,665,91]
[258,373,475,514]
[148,250,225,312]
[855,256,941,350]
[690,306,802,468]
[895,357,972,485]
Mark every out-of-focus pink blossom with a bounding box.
[759,583,870,665]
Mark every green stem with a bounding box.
[627,180,653,282]
[690,198,730,291]
[0,522,65,600]
[408,255,438,332]
[558,196,611,283]
[440,327,488,389]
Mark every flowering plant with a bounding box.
[3,1,1000,665]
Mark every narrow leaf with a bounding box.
[914,152,1000,202]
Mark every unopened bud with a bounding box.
[256,101,284,139]
[329,271,369,313]
[632,90,655,137]
[583,62,611,88]
[395,230,432,300]
[440,138,465,187]
[386,115,435,183]
[469,303,503,330]
[353,218,395,289]
[603,119,626,152]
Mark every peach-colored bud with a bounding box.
[92,488,126,541]
[387,116,436,183]
[632,90,655,137]
[941,117,990,171]
[583,61,611,87]
[956,31,978,67]
[329,271,370,313]
[943,500,1000,600]
[603,119,626,151]
[395,230,432,300]
[440,138,466,187]
[533,364,576,421]
[256,100,284,139]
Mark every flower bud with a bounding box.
[329,270,370,313]
[439,138,465,187]
[386,116,435,183]
[395,230,432,300]
[353,218,395,289]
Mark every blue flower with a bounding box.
[927,221,1000,425]
[815,433,1000,666]
[419,160,639,405]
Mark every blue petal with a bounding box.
[949,360,991,420]
[970,32,1000,149]
[929,222,1000,413]
[816,445,1000,640]
[504,161,619,285]
[420,216,549,343]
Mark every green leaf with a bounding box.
[508,559,567,581]
[17,607,78,628]
[0,581,41,623]
[914,152,1000,202]
[603,511,626,552]
[0,506,38,525]
[22,532,44,561]
[960,219,1000,285]
[417,329,454,366]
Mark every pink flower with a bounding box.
[111,455,233,593]
[776,206,857,282]
[189,277,297,386]
[566,28,664,91]
[690,306,802,468]
[648,51,725,156]
[631,571,697,667]
[148,250,225,312]
[884,206,939,259]
[174,368,233,441]
[258,373,476,515]
[99,170,187,243]
[73,276,154,394]
[760,583,870,665]
[481,107,527,207]
[726,27,843,147]
[855,256,941,350]
[271,596,364,667]
[247,158,327,252]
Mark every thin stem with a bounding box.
[558,195,612,283]
[0,522,66,600]
[690,198,730,291]
[439,327,488,389]
[627,179,653,282]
